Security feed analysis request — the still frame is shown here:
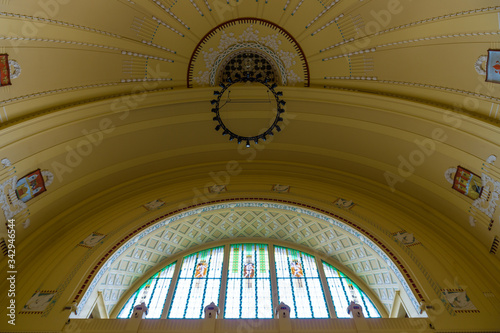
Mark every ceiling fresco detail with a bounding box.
[0,1,499,330]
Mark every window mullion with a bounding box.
[268,244,279,318]
[316,258,337,318]
[218,244,231,318]
[160,261,181,319]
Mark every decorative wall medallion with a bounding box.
[472,173,500,218]
[143,199,165,211]
[474,55,487,75]
[441,289,479,313]
[20,291,57,314]
[468,216,476,227]
[486,50,500,83]
[272,184,290,193]
[78,233,106,249]
[444,167,457,185]
[334,198,355,210]
[486,154,496,165]
[0,162,54,220]
[8,59,21,79]
[1,158,11,167]
[208,184,226,193]
[393,230,420,247]
[188,18,309,88]
[452,166,482,200]
[15,169,47,203]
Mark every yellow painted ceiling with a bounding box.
[0,0,500,331]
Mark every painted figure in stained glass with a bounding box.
[290,260,303,277]
[195,260,208,278]
[243,256,255,278]
[290,259,304,288]
[243,255,255,288]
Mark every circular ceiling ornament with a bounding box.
[211,74,285,147]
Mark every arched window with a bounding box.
[117,243,381,319]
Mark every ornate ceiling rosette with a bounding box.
[188,18,309,88]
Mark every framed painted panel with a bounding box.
[486,49,500,84]
[452,166,482,200]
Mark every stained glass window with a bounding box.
[274,246,329,318]
[117,261,176,319]
[225,244,273,318]
[168,246,224,319]
[322,261,380,318]
[115,244,387,320]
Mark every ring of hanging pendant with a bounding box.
[210,73,286,148]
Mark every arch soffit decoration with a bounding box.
[75,200,425,318]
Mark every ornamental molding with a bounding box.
[187,18,309,88]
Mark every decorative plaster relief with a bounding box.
[468,216,476,227]
[472,173,500,218]
[486,154,496,165]
[393,231,420,247]
[8,59,21,79]
[444,167,457,185]
[188,19,308,88]
[475,55,487,75]
[193,26,300,86]
[272,184,290,193]
[208,184,226,193]
[334,198,355,210]
[143,199,165,211]
[78,233,106,249]
[441,289,479,313]
[20,290,57,314]
[0,167,54,220]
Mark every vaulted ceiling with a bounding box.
[0,0,500,331]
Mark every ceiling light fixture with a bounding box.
[211,75,286,147]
